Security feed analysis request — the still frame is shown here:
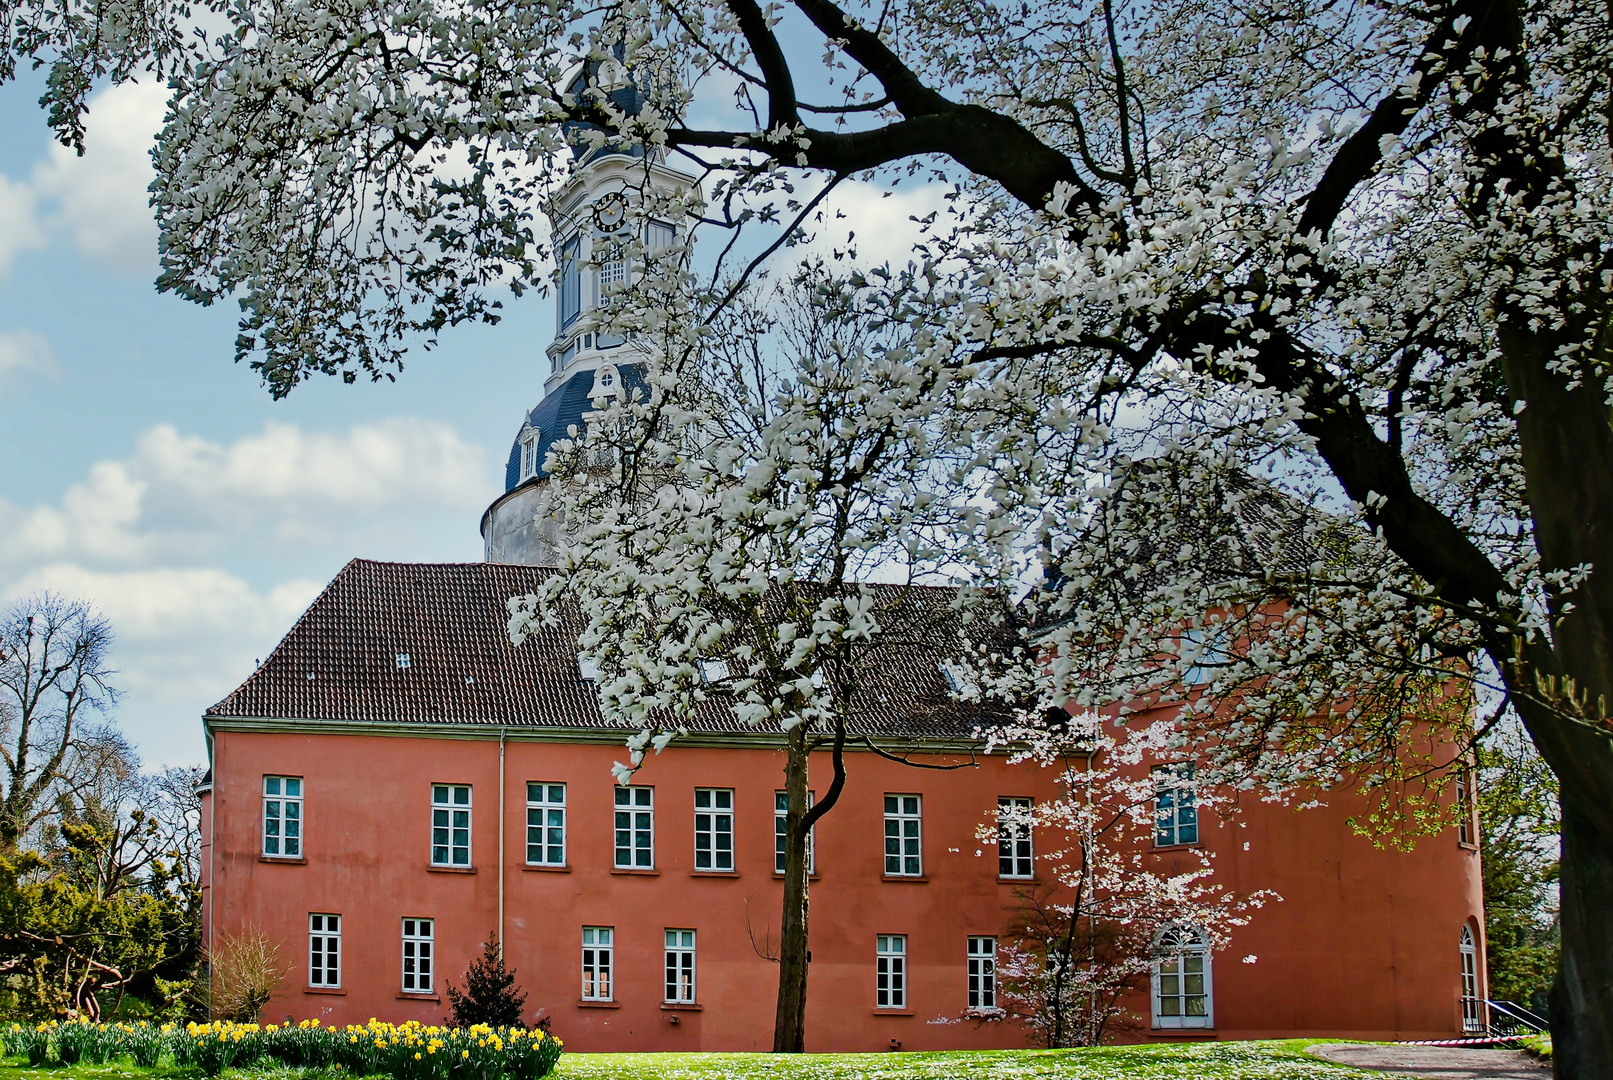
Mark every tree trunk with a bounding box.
[1552,787,1613,1079]
[773,725,812,1052]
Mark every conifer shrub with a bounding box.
[446,935,528,1028]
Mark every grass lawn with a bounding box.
[0,1042,1365,1080]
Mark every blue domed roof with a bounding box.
[503,364,647,491]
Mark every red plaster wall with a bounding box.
[205,728,1483,1050]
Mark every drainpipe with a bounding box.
[498,727,507,957]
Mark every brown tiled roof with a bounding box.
[205,559,996,741]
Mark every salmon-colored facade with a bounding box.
[200,715,1486,1049]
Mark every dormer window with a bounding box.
[698,658,730,685]
[577,653,600,682]
[396,653,411,670]
[521,433,542,479]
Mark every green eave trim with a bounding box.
[201,715,995,756]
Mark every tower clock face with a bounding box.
[592,193,628,232]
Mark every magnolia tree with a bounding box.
[11,0,1613,1066]
[507,268,990,1051]
[984,714,1272,1047]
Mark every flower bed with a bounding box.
[3,1019,563,1079]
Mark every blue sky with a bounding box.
[0,71,943,768]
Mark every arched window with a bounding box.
[1460,924,1484,1032]
[1153,926,1213,1029]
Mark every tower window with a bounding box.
[558,235,581,328]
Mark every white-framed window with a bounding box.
[876,934,907,1008]
[596,250,627,299]
[582,926,614,1001]
[775,791,815,875]
[1154,763,1199,846]
[698,658,730,685]
[527,783,566,866]
[558,234,582,327]
[263,776,303,857]
[1181,625,1229,684]
[401,918,433,993]
[614,786,654,868]
[1152,926,1212,1029]
[309,913,341,987]
[521,436,542,479]
[1460,924,1484,1032]
[431,784,472,867]
[664,929,696,1003]
[1455,768,1476,845]
[998,796,1033,878]
[968,936,997,1009]
[645,221,677,252]
[576,652,599,682]
[694,788,734,871]
[884,794,922,876]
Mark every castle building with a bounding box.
[196,65,1488,1050]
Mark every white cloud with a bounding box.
[0,417,492,566]
[0,417,494,764]
[808,181,955,268]
[0,174,46,276]
[31,81,169,274]
[0,330,57,394]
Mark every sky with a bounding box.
[0,70,945,769]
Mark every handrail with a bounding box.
[1486,999,1549,1032]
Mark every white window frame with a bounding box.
[968,936,997,1010]
[309,913,341,988]
[1152,927,1213,1029]
[884,794,923,876]
[431,784,473,867]
[997,796,1034,878]
[775,790,815,875]
[1154,763,1199,847]
[1460,924,1484,1032]
[558,234,582,328]
[876,934,907,1009]
[263,776,303,858]
[664,929,696,1004]
[582,926,614,1001]
[401,918,433,994]
[526,782,567,866]
[614,786,654,869]
[694,788,734,871]
[1455,768,1476,846]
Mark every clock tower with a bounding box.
[480,56,698,566]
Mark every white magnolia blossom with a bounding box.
[16,0,1611,1060]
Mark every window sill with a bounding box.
[882,874,928,883]
[610,868,660,876]
[1150,843,1201,853]
[660,1003,703,1011]
[1458,841,1480,851]
[397,993,440,1002]
[997,875,1036,884]
[523,864,572,873]
[577,1000,620,1009]
[428,865,477,874]
[259,855,307,865]
[872,1009,914,1016]
[304,987,345,996]
[690,870,739,878]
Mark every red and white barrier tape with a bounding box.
[1393,1035,1528,1047]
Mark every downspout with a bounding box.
[498,726,507,957]
[206,726,217,967]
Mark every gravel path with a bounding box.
[1308,1043,1550,1079]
